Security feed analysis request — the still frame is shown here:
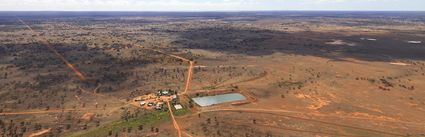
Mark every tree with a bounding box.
[138,125,143,131]
[121,110,129,121]
[207,118,211,124]
[82,124,87,130]
[96,121,100,127]
[0,119,4,129]
[127,127,132,133]
[65,124,71,130]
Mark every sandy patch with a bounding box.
[295,93,331,110]
[390,62,410,66]
[81,113,95,121]
[325,39,356,46]
[335,111,397,121]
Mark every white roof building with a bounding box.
[140,101,146,106]
[161,90,169,95]
[174,104,183,110]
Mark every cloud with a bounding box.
[0,0,263,11]
[0,0,423,11]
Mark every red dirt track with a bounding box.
[17,18,86,81]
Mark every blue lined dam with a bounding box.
[192,93,246,107]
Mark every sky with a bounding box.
[0,0,424,11]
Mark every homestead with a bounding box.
[132,89,182,111]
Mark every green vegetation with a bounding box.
[275,81,304,89]
[173,107,191,116]
[202,85,217,90]
[68,111,170,137]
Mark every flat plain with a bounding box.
[1,11,425,137]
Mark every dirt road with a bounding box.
[182,61,194,95]
[28,128,51,137]
[8,22,195,137]
[167,101,182,137]
[0,109,81,115]
[215,71,268,88]
[126,40,195,95]
[199,108,416,137]
[182,131,193,137]
[17,18,86,81]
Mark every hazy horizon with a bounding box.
[2,10,425,12]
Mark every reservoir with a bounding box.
[192,93,246,107]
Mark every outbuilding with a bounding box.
[139,101,146,106]
[174,104,183,110]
